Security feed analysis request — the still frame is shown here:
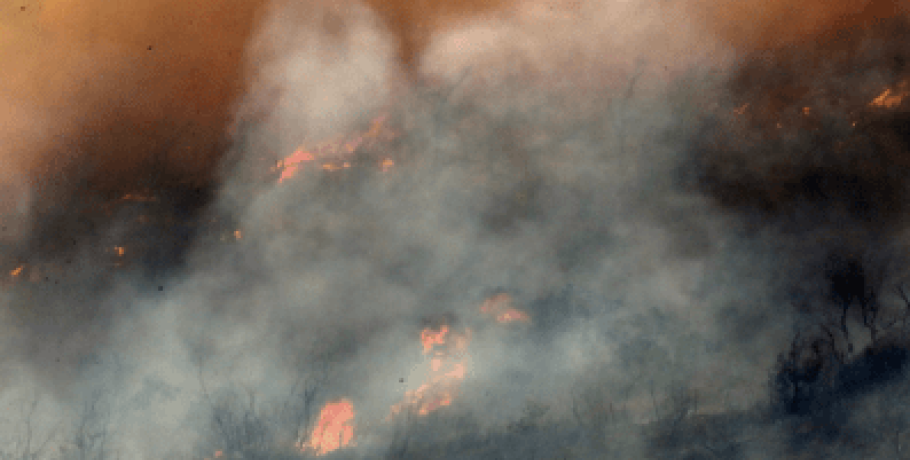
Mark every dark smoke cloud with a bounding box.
[1,0,267,189]
[679,14,910,267]
[687,0,909,52]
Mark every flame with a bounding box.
[233,230,242,240]
[294,294,531,448]
[114,246,126,257]
[869,84,908,109]
[300,399,356,456]
[380,158,395,172]
[278,149,315,183]
[390,323,472,419]
[733,103,750,115]
[421,325,450,353]
[480,293,531,324]
[10,265,23,277]
[276,113,396,183]
[388,295,530,420]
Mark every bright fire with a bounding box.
[480,293,531,324]
[277,149,315,183]
[391,323,472,418]
[298,294,531,456]
[869,81,908,109]
[300,399,356,456]
[277,114,395,183]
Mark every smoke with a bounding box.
[0,0,268,260]
[686,0,909,52]
[1,0,909,458]
[137,0,766,453]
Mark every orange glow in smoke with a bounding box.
[301,399,355,456]
[390,323,472,418]
[870,81,908,109]
[278,149,315,183]
[421,325,450,353]
[9,265,23,277]
[276,113,396,183]
[480,293,531,324]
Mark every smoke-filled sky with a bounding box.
[1,0,909,458]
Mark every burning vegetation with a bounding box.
[276,114,397,183]
[292,294,531,457]
[4,2,910,460]
[299,398,356,456]
[684,15,910,231]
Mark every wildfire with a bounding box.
[869,81,908,109]
[277,148,315,183]
[9,265,23,277]
[480,293,531,324]
[300,399,356,456]
[276,113,396,183]
[390,323,473,419]
[113,246,126,257]
[296,294,531,456]
[420,325,450,353]
[732,103,750,115]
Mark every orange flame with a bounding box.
[732,103,749,115]
[9,265,23,277]
[276,113,396,183]
[278,149,315,183]
[421,325,449,354]
[390,324,472,418]
[480,293,531,324]
[870,85,908,109]
[301,399,355,456]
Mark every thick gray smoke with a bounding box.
[2,0,909,459]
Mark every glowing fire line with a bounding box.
[296,291,529,455]
[299,399,355,456]
[277,114,395,183]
